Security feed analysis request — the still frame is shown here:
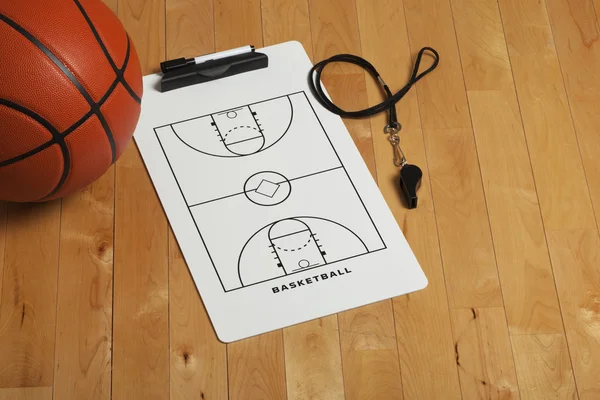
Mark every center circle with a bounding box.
[243,171,292,206]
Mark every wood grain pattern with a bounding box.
[166,0,214,60]
[53,170,114,400]
[227,334,287,400]
[0,387,52,400]
[402,0,503,309]
[165,2,228,400]
[112,151,169,400]
[498,0,596,232]
[283,318,345,400]
[511,334,577,399]
[0,202,60,388]
[103,0,119,13]
[308,0,375,176]
[545,0,600,230]
[499,0,600,396]
[215,0,263,50]
[119,0,166,74]
[338,301,403,400]
[451,308,519,399]
[355,0,461,398]
[169,235,228,400]
[450,0,563,334]
[113,1,169,399]
[546,230,600,399]
[261,0,312,55]
[0,203,5,309]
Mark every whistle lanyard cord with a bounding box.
[308,47,440,129]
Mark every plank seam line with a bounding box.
[447,1,524,395]
[52,199,64,399]
[541,0,600,233]
[494,0,570,341]
[531,0,594,395]
[399,0,465,396]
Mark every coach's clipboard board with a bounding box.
[133,41,427,342]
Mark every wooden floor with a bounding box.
[2,0,600,398]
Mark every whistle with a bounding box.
[399,164,423,209]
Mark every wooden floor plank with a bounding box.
[53,170,114,400]
[166,0,214,60]
[0,387,52,400]
[113,1,169,399]
[402,0,503,309]
[338,301,403,400]
[355,0,462,398]
[214,2,288,399]
[546,230,600,399]
[165,2,228,399]
[497,0,596,232]
[169,236,228,400]
[545,0,600,230]
[511,334,577,399]
[0,202,60,388]
[261,0,313,54]
[451,308,519,399]
[499,0,600,397]
[450,0,563,335]
[227,334,287,400]
[283,318,345,400]
[0,203,5,304]
[215,0,263,50]
[112,150,170,400]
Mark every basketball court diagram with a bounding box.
[154,91,386,292]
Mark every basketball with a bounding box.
[0,0,143,202]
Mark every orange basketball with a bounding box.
[0,0,143,202]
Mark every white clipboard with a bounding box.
[133,41,427,342]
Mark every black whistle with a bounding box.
[399,164,423,209]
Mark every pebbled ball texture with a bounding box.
[0,0,143,202]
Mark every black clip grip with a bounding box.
[160,52,269,93]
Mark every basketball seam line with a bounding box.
[0,35,131,166]
[58,36,132,139]
[0,13,118,170]
[72,0,142,104]
[0,11,136,200]
[40,38,133,200]
[0,74,124,168]
[0,99,70,197]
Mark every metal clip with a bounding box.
[384,122,402,134]
[384,124,407,167]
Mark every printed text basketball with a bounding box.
[0,0,143,202]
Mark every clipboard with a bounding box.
[133,41,427,342]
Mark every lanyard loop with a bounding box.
[307,47,439,210]
[308,47,439,133]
